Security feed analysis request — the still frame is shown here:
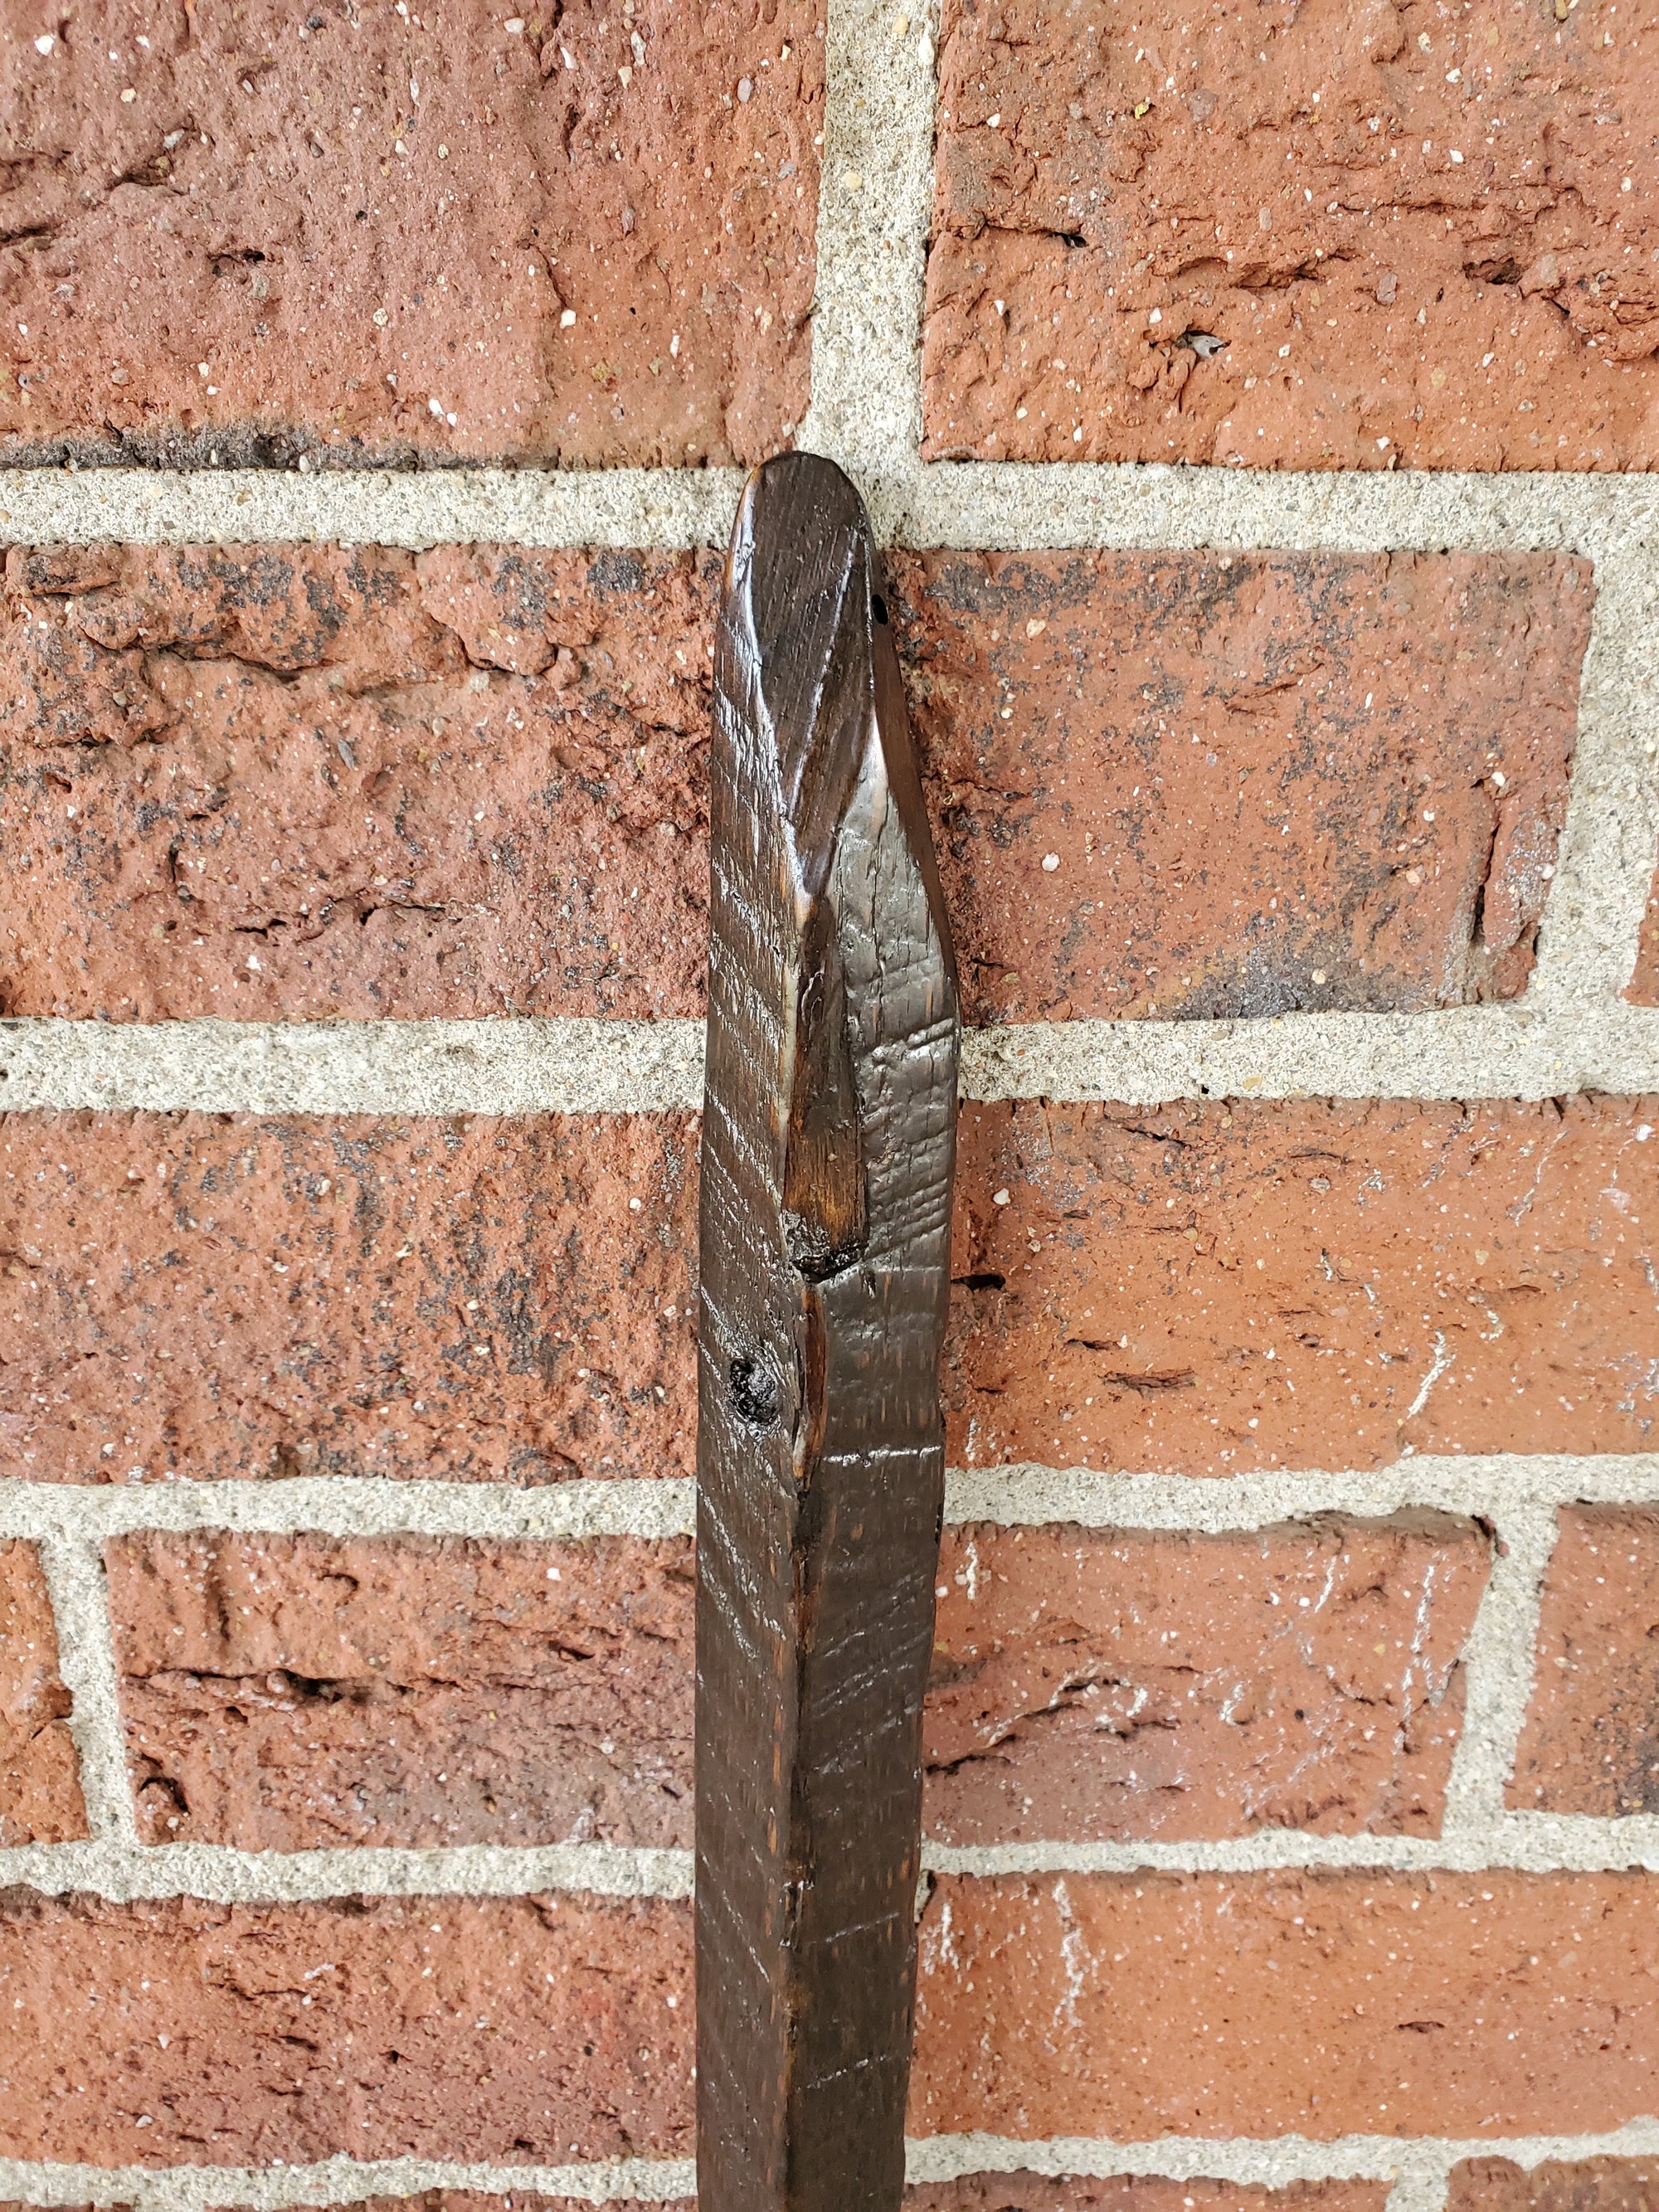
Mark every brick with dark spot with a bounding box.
[0,1537,86,1844]
[0,1890,691,2166]
[925,1515,1488,1845]
[894,551,1590,1021]
[106,1531,694,1849]
[925,0,1659,470]
[0,0,819,469]
[0,1113,695,1484]
[1511,1507,1659,1816]
[946,1095,1659,1476]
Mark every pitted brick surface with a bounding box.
[0,0,819,468]
[0,1112,696,1484]
[926,0,1659,469]
[907,2185,1389,2212]
[0,1890,691,2166]
[5,1096,1654,1485]
[892,551,1590,1022]
[0,1537,86,1844]
[925,1514,1487,1845]
[0,544,1591,1026]
[107,1531,694,1849]
[1511,1507,1659,1816]
[0,544,716,1021]
[1447,2161,1659,2212]
[98,1519,1481,1848]
[947,1094,1659,1476]
[912,1871,1659,2141]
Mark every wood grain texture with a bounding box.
[696,454,961,2211]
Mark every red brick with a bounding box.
[0,544,715,1022]
[946,1095,1659,1476]
[0,1113,695,1484]
[101,1518,1482,1850]
[896,552,1589,1022]
[0,1539,86,1844]
[926,1515,1487,1845]
[106,1531,693,1849]
[1629,853,1659,1005]
[911,1871,1659,2142]
[0,544,1594,1028]
[1510,1507,1659,1816]
[907,2185,1387,2212]
[0,1,818,468]
[1447,2160,1659,2212]
[0,1890,691,2166]
[925,0,1659,469]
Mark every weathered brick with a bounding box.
[1510,1507,1659,1816]
[893,551,1589,1022]
[1447,2160,1659,2212]
[0,544,1593,1026]
[907,2184,1387,2212]
[106,1531,693,1849]
[926,1515,1487,1845]
[0,1538,85,1844]
[1629,853,1659,1005]
[9,1095,1656,1485]
[925,0,1659,469]
[0,1,818,468]
[911,1871,1659,2142]
[0,545,715,1022]
[947,1095,1659,1475]
[0,1113,695,1484]
[0,1890,691,2166]
[102,1518,1481,1849]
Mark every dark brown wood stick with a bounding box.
[696,453,961,2212]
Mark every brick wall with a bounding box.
[2,4,1658,2212]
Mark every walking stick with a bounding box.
[695,453,961,2210]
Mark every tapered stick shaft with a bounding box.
[695,454,961,2212]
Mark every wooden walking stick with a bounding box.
[696,453,961,2211]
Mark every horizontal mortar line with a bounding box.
[942,1453,1659,1529]
[11,2123,1659,2212]
[2,1003,1658,1115]
[0,2153,698,2210]
[8,1787,1659,1903]
[920,1816,1659,1880]
[0,1836,691,1903]
[0,1475,699,1543]
[17,1821,1659,1908]
[2,1454,1655,1545]
[0,465,747,552]
[7,463,1659,557]
[906,2121,1659,2190]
